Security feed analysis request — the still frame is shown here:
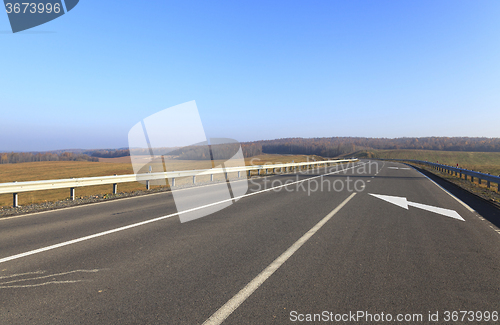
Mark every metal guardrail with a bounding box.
[1,159,357,207]
[394,159,500,189]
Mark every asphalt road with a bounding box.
[1,160,499,324]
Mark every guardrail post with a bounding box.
[258,169,261,176]
[171,178,175,187]
[238,171,241,178]
[487,180,490,188]
[248,170,251,177]
[113,174,118,194]
[210,174,214,182]
[13,193,18,208]
[193,176,196,184]
[70,187,75,201]
[146,180,150,190]
[266,169,268,175]
[224,172,228,180]
[459,171,462,179]
[471,176,474,182]
[478,178,482,185]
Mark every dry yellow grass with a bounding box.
[0,161,137,207]
[0,154,327,207]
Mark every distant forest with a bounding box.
[0,149,131,164]
[2,137,499,164]
[88,149,130,158]
[161,137,500,160]
[256,137,500,158]
[0,151,98,164]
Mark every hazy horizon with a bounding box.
[2,135,500,153]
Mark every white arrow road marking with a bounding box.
[370,194,409,209]
[369,193,464,221]
[406,201,464,221]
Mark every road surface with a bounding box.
[1,160,499,324]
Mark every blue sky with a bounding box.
[1,0,499,151]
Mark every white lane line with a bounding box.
[411,167,475,212]
[202,193,357,325]
[489,225,500,234]
[0,164,366,264]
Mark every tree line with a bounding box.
[88,149,130,158]
[0,151,99,164]
[254,137,500,157]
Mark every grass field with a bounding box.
[0,154,325,207]
[353,149,500,176]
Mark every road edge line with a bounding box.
[409,166,475,213]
